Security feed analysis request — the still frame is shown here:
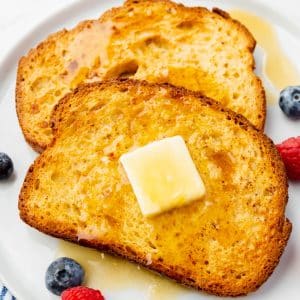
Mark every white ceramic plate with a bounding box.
[0,0,299,299]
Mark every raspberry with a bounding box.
[276,136,300,180]
[61,286,105,300]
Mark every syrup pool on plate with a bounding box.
[56,241,189,300]
[230,9,300,104]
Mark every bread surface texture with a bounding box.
[16,0,265,151]
[19,80,289,297]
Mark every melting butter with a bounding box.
[230,9,300,104]
[56,241,188,300]
[120,136,205,217]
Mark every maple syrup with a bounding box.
[56,241,188,299]
[230,10,300,104]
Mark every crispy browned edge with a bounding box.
[15,0,266,153]
[19,79,288,297]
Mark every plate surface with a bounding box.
[0,0,299,299]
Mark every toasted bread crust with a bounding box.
[50,79,260,138]
[19,80,289,296]
[16,0,266,152]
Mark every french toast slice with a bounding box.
[16,0,266,152]
[19,80,290,297]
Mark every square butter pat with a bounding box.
[120,136,206,216]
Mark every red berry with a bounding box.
[61,286,105,300]
[276,136,300,180]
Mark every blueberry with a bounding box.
[279,86,300,118]
[0,153,13,180]
[45,257,84,295]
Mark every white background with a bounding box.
[0,0,299,63]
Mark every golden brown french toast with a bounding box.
[19,80,290,297]
[16,0,265,152]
